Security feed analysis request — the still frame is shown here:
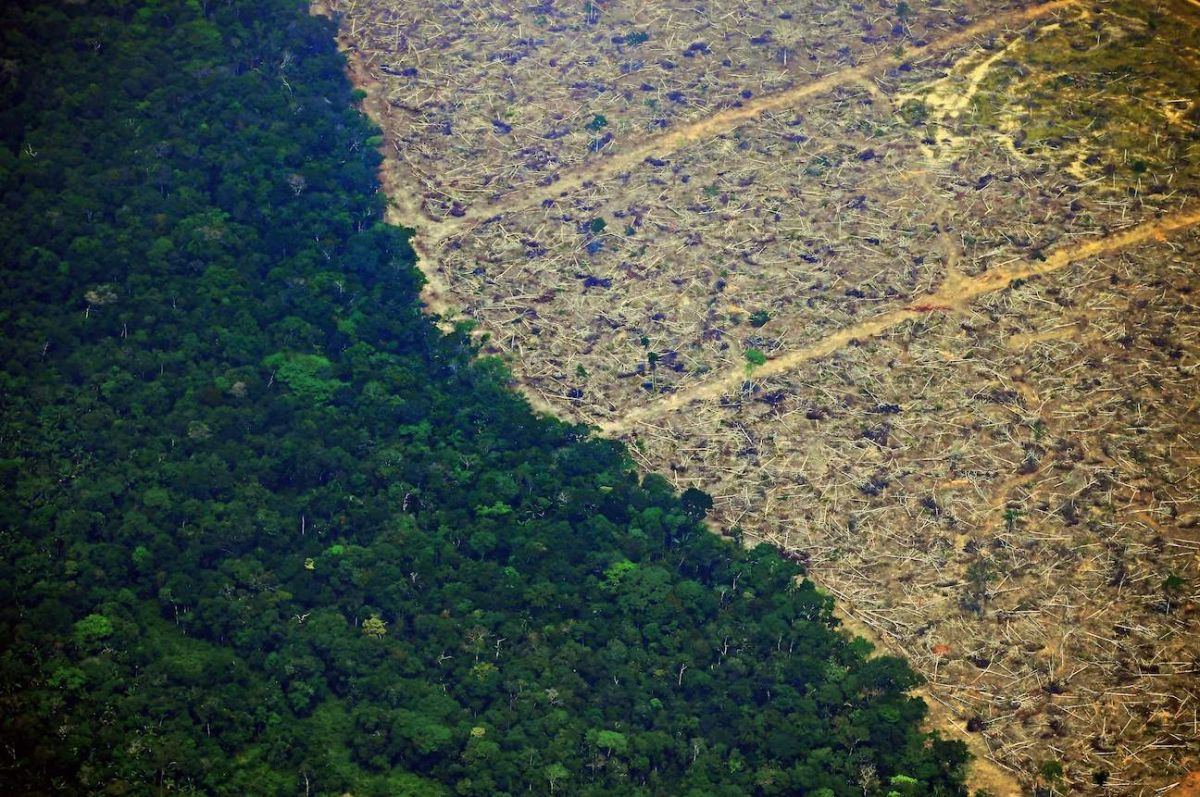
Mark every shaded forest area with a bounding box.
[0,1,969,794]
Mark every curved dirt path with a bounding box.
[433,0,1081,243]
[601,206,1200,435]
[319,0,1082,332]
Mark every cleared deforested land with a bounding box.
[322,0,1200,792]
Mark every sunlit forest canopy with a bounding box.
[0,0,968,794]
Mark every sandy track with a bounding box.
[316,0,1200,789]
[432,0,1082,243]
[600,206,1200,435]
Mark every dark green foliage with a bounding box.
[1038,760,1065,787]
[0,0,969,795]
[680,487,715,520]
[1163,573,1186,595]
[899,98,929,126]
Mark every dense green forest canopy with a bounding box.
[0,0,970,794]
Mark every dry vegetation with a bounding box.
[626,228,1200,794]
[329,0,1047,218]
[323,0,1200,792]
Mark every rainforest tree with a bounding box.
[0,1,969,795]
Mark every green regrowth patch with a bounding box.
[965,2,1200,180]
